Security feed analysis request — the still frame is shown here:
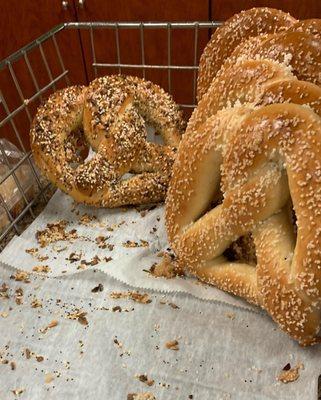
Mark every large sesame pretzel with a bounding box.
[196,7,297,101]
[31,75,185,207]
[166,103,321,345]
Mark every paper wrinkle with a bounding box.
[1,190,258,313]
[0,262,320,400]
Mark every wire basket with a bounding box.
[0,21,221,245]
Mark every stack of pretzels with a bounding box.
[31,7,321,345]
[166,8,321,346]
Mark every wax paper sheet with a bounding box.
[0,190,257,312]
[0,262,320,400]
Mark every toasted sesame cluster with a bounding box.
[30,75,186,207]
[167,12,321,346]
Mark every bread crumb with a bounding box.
[149,253,184,279]
[165,340,179,350]
[277,363,303,383]
[127,393,156,400]
[45,373,54,384]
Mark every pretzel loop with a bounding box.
[166,91,321,344]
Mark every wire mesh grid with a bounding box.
[0,21,221,244]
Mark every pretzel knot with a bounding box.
[31,75,185,207]
[166,103,321,345]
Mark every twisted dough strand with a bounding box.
[197,7,296,101]
[167,103,321,345]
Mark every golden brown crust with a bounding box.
[188,58,321,143]
[188,59,294,137]
[166,99,321,345]
[289,18,321,38]
[223,104,321,344]
[30,76,185,207]
[223,31,321,86]
[197,7,296,101]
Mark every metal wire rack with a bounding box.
[0,21,221,245]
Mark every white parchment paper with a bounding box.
[0,262,320,400]
[0,190,257,312]
[1,191,321,399]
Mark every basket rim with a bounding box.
[0,21,221,70]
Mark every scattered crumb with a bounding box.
[91,283,104,293]
[25,248,49,261]
[38,255,49,262]
[53,245,68,253]
[68,252,82,262]
[0,283,9,299]
[40,319,58,333]
[77,255,100,269]
[26,248,38,256]
[32,265,51,273]
[78,314,89,325]
[25,348,31,359]
[113,338,123,349]
[226,312,235,320]
[48,320,58,328]
[11,388,24,396]
[277,363,303,383]
[45,373,54,384]
[110,291,152,304]
[79,214,97,225]
[122,240,149,248]
[67,310,88,326]
[127,393,156,400]
[169,303,180,309]
[135,373,155,386]
[10,271,30,283]
[79,340,84,355]
[165,340,179,351]
[149,253,184,279]
[15,288,24,305]
[31,298,43,308]
[130,292,152,304]
[10,361,16,370]
[95,236,110,249]
[0,312,8,318]
[159,301,180,309]
[36,220,78,247]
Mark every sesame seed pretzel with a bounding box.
[197,7,297,101]
[31,75,185,207]
[166,103,321,345]
[221,30,321,87]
